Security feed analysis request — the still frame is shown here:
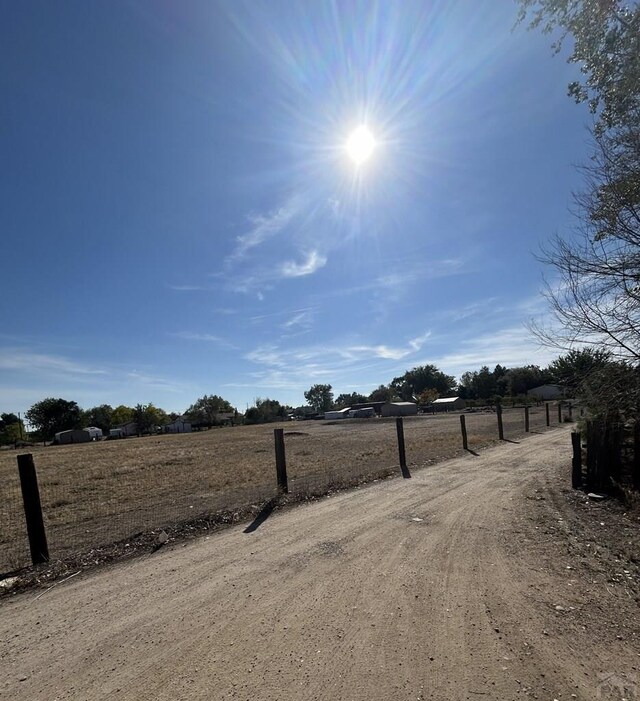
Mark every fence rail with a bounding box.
[0,404,568,574]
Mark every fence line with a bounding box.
[1,404,565,573]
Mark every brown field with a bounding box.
[0,405,562,573]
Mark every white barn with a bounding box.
[164,416,192,434]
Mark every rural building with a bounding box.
[348,407,375,418]
[527,384,566,400]
[114,421,138,437]
[84,426,103,441]
[54,429,91,445]
[350,401,386,416]
[381,402,418,417]
[324,408,350,420]
[164,416,192,434]
[429,397,466,412]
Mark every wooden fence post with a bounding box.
[545,403,550,427]
[460,414,468,450]
[497,403,504,440]
[634,421,640,491]
[571,432,582,489]
[273,429,288,494]
[557,401,562,424]
[568,403,573,420]
[524,406,530,433]
[17,453,49,566]
[396,418,411,478]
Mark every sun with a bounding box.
[346,125,376,165]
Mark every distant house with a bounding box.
[54,429,91,445]
[348,407,376,418]
[429,397,466,412]
[84,426,103,441]
[111,421,138,437]
[381,402,418,417]
[350,401,386,416]
[324,408,351,420]
[527,384,566,400]
[164,416,192,434]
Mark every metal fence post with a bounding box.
[524,406,530,433]
[545,403,550,427]
[557,401,562,424]
[17,453,49,565]
[497,404,504,440]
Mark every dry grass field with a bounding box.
[0,405,562,573]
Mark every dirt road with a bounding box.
[2,429,639,700]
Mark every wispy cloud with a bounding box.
[227,197,300,263]
[281,250,327,278]
[167,284,209,292]
[170,332,237,349]
[346,332,431,360]
[281,309,313,331]
[0,349,107,377]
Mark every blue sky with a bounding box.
[1,0,591,416]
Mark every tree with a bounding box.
[0,413,24,446]
[185,394,235,426]
[111,405,134,426]
[25,398,82,440]
[368,384,393,402]
[391,365,456,399]
[417,388,439,405]
[532,126,640,359]
[548,348,612,389]
[334,392,368,409]
[245,398,288,424]
[132,403,166,435]
[503,366,550,396]
[517,0,640,133]
[304,384,334,413]
[520,1,640,362]
[83,404,114,433]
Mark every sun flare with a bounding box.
[346,126,376,165]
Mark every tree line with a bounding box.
[1,347,623,443]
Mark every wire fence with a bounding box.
[0,403,568,574]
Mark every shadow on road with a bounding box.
[244,498,278,533]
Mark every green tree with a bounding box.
[83,404,114,433]
[0,413,25,445]
[25,398,82,440]
[185,394,235,426]
[304,384,334,413]
[391,365,456,399]
[368,384,393,402]
[245,398,288,424]
[334,392,368,409]
[517,0,640,133]
[111,405,134,426]
[548,348,612,389]
[132,403,165,435]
